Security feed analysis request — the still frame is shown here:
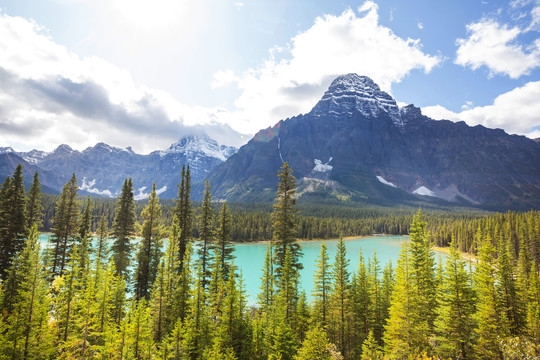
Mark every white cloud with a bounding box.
[211,69,239,89]
[225,1,441,134]
[0,13,246,152]
[455,19,540,78]
[417,21,423,30]
[422,81,540,138]
[527,5,540,31]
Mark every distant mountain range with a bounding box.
[203,74,540,210]
[2,73,539,210]
[0,136,237,199]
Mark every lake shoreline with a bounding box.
[232,233,406,245]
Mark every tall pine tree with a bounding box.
[111,178,136,279]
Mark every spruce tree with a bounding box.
[329,237,351,358]
[434,239,476,359]
[474,232,508,359]
[26,171,43,230]
[1,225,53,359]
[312,242,332,328]
[95,215,109,272]
[0,164,27,279]
[258,243,274,313]
[197,180,215,292]
[111,178,136,279]
[175,165,193,272]
[50,173,80,277]
[294,324,334,360]
[216,202,235,281]
[272,162,302,299]
[350,248,372,357]
[135,183,163,300]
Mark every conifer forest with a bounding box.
[1,162,540,360]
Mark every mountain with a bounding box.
[205,74,540,210]
[0,135,236,199]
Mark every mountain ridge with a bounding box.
[203,74,540,210]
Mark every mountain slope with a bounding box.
[205,74,540,210]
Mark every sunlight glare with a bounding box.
[112,0,190,29]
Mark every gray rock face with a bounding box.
[205,74,540,210]
[1,136,237,199]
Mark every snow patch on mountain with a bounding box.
[413,186,436,197]
[80,178,113,197]
[313,158,333,173]
[158,135,236,161]
[376,176,397,188]
[134,185,168,200]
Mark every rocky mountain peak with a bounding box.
[311,73,403,126]
[160,135,237,161]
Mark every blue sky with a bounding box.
[0,0,539,152]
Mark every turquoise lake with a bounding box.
[39,234,447,305]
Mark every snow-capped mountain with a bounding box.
[0,136,237,199]
[203,74,540,210]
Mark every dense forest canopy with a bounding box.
[0,163,539,359]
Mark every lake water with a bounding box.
[39,234,447,305]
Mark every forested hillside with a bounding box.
[0,163,539,359]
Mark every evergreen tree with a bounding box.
[360,330,382,360]
[78,195,93,276]
[329,237,351,358]
[312,242,332,328]
[50,173,80,277]
[0,164,27,279]
[135,183,163,300]
[111,178,136,279]
[384,242,415,358]
[350,248,371,357]
[473,232,508,359]
[0,225,53,359]
[95,215,109,271]
[294,324,335,360]
[258,243,274,313]
[175,165,193,272]
[216,202,235,281]
[526,262,540,343]
[272,162,302,281]
[197,180,215,292]
[434,239,476,359]
[26,171,44,230]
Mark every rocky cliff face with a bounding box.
[205,74,540,210]
[1,136,237,199]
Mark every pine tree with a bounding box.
[258,243,274,313]
[473,232,508,359]
[434,239,476,359]
[526,262,540,343]
[50,173,80,277]
[350,248,371,357]
[216,202,235,281]
[125,299,153,360]
[135,183,163,300]
[272,162,302,281]
[0,225,54,359]
[26,171,44,230]
[197,180,215,292]
[95,215,109,272]
[78,195,93,276]
[329,237,351,358]
[111,178,136,279]
[0,164,27,279]
[312,242,332,328]
[175,165,193,272]
[360,330,382,360]
[294,324,335,360]
[384,242,414,358]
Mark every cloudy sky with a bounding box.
[0,0,539,153]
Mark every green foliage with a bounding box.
[0,164,27,279]
[111,178,136,279]
[50,173,80,277]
